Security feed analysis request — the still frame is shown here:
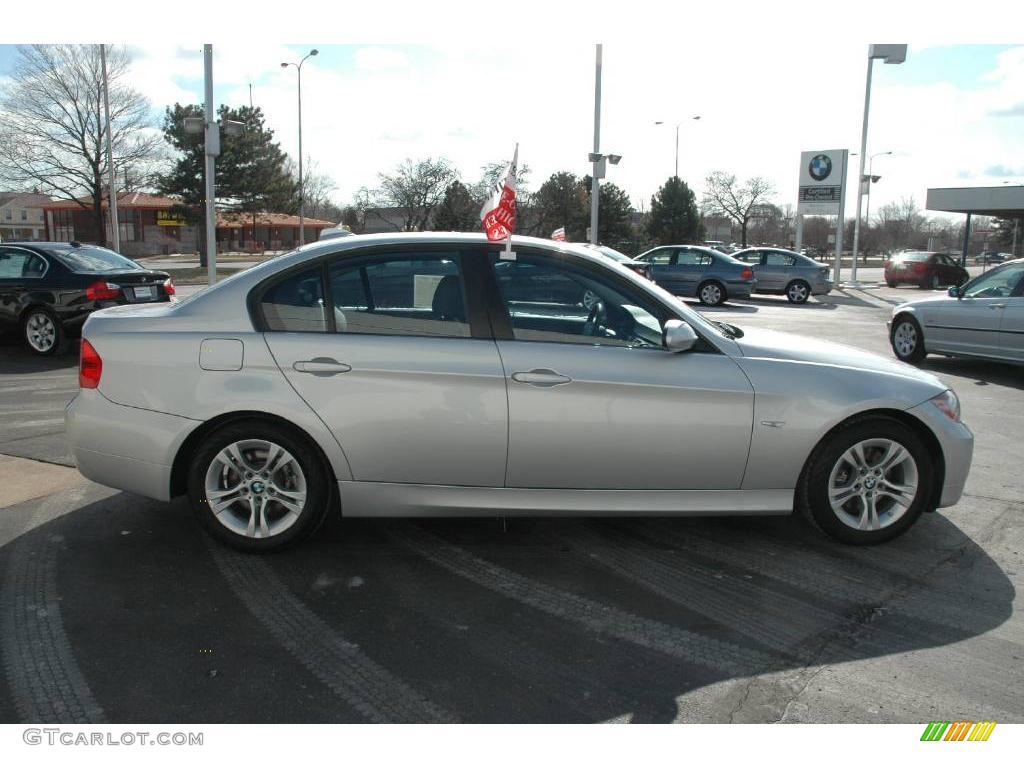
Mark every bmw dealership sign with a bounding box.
[797,149,848,215]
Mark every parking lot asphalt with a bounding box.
[0,277,1021,724]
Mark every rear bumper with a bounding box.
[66,388,199,501]
[906,399,974,508]
[726,280,756,299]
[811,279,833,295]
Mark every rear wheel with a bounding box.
[890,314,926,363]
[187,420,331,552]
[697,280,726,306]
[785,280,811,304]
[886,279,897,288]
[797,416,934,545]
[22,308,65,356]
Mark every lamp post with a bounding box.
[281,48,318,246]
[849,44,906,286]
[99,44,119,252]
[861,150,892,259]
[654,116,700,179]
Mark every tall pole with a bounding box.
[204,44,217,287]
[100,45,120,252]
[297,63,305,246]
[589,44,602,246]
[849,56,874,286]
[674,123,679,179]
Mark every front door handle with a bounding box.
[293,358,352,376]
[511,368,572,387]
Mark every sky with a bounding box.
[1,4,1022,224]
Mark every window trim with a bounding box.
[248,244,492,339]
[0,246,50,280]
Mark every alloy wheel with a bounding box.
[203,439,308,539]
[788,282,809,303]
[25,312,56,353]
[700,283,722,305]
[827,438,919,531]
[893,321,918,358]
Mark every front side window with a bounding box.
[639,248,673,265]
[328,251,470,338]
[961,263,1024,299]
[491,252,665,348]
[734,250,761,264]
[261,265,327,333]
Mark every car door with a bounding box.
[259,247,508,487]
[484,248,755,490]
[927,263,1024,357]
[996,267,1024,362]
[0,246,48,334]
[637,247,677,292]
[759,250,793,291]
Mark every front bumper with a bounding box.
[906,398,974,508]
[66,388,200,501]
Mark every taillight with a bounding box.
[85,280,121,301]
[79,339,102,389]
[163,278,176,296]
[740,267,754,280]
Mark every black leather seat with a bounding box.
[432,275,466,322]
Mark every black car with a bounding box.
[0,241,174,355]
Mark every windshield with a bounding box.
[590,245,631,262]
[893,251,930,262]
[47,245,140,272]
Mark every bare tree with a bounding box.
[284,155,340,222]
[376,157,460,231]
[0,45,160,247]
[701,172,775,247]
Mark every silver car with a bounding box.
[732,247,833,303]
[66,233,973,552]
[889,258,1024,365]
[634,245,757,306]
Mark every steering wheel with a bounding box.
[583,301,606,336]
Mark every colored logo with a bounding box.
[921,721,997,742]
[808,154,832,181]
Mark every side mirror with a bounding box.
[947,285,960,299]
[663,319,698,352]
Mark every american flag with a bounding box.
[480,145,518,242]
[551,227,566,241]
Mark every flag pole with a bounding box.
[505,142,518,257]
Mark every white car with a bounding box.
[889,258,1024,365]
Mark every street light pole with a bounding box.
[655,116,700,179]
[864,150,892,242]
[100,44,119,252]
[204,44,217,287]
[590,44,602,245]
[282,49,318,246]
[849,44,906,286]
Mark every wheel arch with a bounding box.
[169,410,339,499]
[797,407,946,513]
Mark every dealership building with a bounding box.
[926,185,1023,261]
[42,192,335,257]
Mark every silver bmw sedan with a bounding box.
[66,233,973,552]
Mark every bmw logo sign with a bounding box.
[809,154,832,181]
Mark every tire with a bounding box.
[697,280,726,306]
[796,415,934,545]
[890,314,926,364]
[785,280,811,304]
[187,419,332,553]
[21,307,66,356]
[886,280,897,288]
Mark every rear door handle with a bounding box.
[989,303,1007,309]
[293,358,352,376]
[511,368,572,387]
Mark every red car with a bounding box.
[884,251,969,290]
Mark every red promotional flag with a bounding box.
[480,144,518,242]
[551,227,566,241]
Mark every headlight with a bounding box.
[931,389,961,422]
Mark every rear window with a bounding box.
[48,246,140,272]
[893,252,930,262]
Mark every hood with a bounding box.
[892,293,958,313]
[734,326,946,388]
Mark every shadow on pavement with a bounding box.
[0,491,1014,723]
[0,339,78,374]
[921,356,1024,390]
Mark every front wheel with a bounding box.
[797,416,934,545]
[187,420,331,552]
[891,315,926,364]
[697,280,726,306]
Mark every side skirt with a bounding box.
[338,481,794,518]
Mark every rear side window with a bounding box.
[640,249,673,265]
[328,252,470,338]
[765,252,796,267]
[261,265,327,333]
[0,248,47,278]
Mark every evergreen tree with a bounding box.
[533,172,588,241]
[647,176,703,245]
[582,177,635,252]
[432,180,479,232]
